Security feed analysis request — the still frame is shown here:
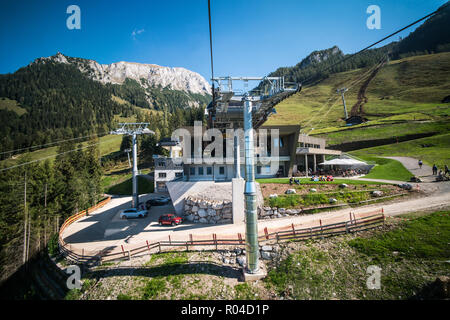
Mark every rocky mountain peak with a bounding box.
[297,46,343,69]
[35,53,211,96]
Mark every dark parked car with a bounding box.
[146,197,171,208]
[158,214,182,226]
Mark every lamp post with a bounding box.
[111,123,154,208]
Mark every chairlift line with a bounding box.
[208,0,215,102]
[302,55,388,132]
[300,8,441,85]
[0,131,109,156]
[0,141,102,172]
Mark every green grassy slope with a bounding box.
[351,133,450,168]
[1,134,122,167]
[0,98,27,116]
[354,156,413,181]
[264,52,450,178]
[266,52,450,131]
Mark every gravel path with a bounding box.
[384,156,434,181]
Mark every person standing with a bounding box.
[433,164,438,175]
[418,159,423,169]
[445,164,449,176]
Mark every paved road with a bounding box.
[61,179,450,256]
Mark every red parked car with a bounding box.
[158,214,182,226]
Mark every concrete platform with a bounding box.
[242,262,267,282]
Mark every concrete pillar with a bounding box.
[232,178,245,224]
[313,154,317,173]
[234,135,241,178]
[305,154,308,177]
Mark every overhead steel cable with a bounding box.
[300,8,441,85]
[0,131,109,156]
[302,54,388,131]
[208,0,215,102]
[0,141,102,172]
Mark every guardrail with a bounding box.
[58,208,385,265]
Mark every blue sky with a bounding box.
[0,0,446,81]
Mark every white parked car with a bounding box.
[120,208,148,219]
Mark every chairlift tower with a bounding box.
[243,94,259,274]
[124,148,132,168]
[111,123,154,208]
[337,88,349,119]
[205,76,300,275]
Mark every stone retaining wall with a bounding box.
[258,206,302,220]
[183,196,233,224]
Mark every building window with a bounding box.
[262,165,272,175]
[207,167,212,175]
[175,172,183,177]
[198,167,204,175]
[190,167,195,175]
[257,166,261,174]
[157,182,167,191]
[158,172,167,178]
[219,166,225,175]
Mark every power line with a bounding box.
[300,8,441,85]
[0,141,102,172]
[0,131,109,156]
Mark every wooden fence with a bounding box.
[58,207,386,265]
[58,196,111,248]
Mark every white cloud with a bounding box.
[131,28,145,40]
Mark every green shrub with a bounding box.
[302,193,329,206]
[234,283,258,300]
[268,195,301,208]
[142,278,166,299]
[117,293,133,300]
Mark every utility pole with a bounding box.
[132,133,138,207]
[22,172,27,264]
[243,95,259,274]
[337,88,349,119]
[44,183,47,209]
[27,217,31,262]
[124,148,132,168]
[111,123,154,208]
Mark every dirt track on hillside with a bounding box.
[350,60,386,117]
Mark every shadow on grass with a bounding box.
[90,260,243,281]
